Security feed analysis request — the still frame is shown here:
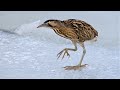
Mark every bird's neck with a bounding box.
[53,24,66,30]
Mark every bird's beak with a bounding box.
[37,23,47,28]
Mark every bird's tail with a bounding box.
[90,36,98,42]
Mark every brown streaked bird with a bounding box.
[37,19,98,70]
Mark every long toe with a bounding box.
[64,64,88,70]
[57,50,64,59]
[57,49,70,59]
[64,66,80,70]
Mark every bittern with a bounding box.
[37,19,98,70]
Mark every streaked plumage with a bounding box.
[37,19,98,70]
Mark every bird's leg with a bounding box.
[64,43,88,70]
[57,41,77,59]
[77,43,87,67]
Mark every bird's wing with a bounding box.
[63,19,98,37]
[62,19,84,30]
[62,19,85,36]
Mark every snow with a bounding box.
[0,11,119,79]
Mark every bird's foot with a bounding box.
[57,49,70,59]
[64,64,88,70]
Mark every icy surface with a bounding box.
[0,11,119,79]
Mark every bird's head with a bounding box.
[37,19,61,28]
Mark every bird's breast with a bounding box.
[52,27,79,40]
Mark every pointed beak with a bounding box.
[37,23,47,28]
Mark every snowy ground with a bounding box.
[0,11,119,79]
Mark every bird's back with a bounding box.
[61,19,98,42]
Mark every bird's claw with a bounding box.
[64,64,88,70]
[57,49,70,59]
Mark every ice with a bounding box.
[0,11,119,79]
